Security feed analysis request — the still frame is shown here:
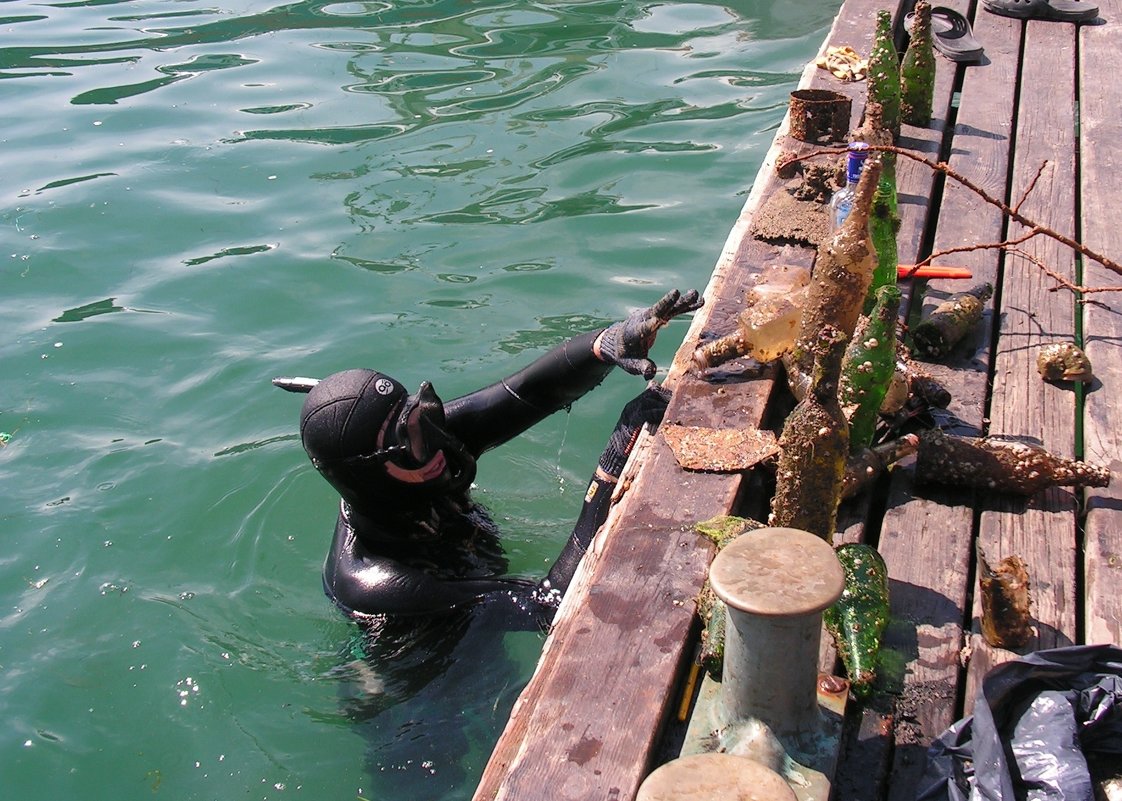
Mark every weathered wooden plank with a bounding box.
[965,16,1081,713]
[471,432,742,801]
[1079,4,1122,647]
[879,9,1023,800]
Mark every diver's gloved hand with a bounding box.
[599,384,672,477]
[595,289,704,380]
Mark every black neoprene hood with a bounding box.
[299,368,407,466]
[298,368,478,515]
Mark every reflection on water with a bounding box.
[0,0,840,799]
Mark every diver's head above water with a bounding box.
[296,368,476,515]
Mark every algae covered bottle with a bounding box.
[771,325,849,543]
[787,155,882,389]
[840,285,902,451]
[867,9,901,136]
[912,282,993,360]
[900,0,936,127]
[852,102,900,312]
[868,176,899,312]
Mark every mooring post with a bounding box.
[636,752,797,801]
[708,527,845,738]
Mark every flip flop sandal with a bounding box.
[905,6,985,63]
[980,0,1098,21]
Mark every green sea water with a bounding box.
[0,1,840,798]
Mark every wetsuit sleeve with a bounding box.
[537,385,670,602]
[441,330,613,455]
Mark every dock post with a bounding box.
[708,527,844,739]
[636,752,797,801]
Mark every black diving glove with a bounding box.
[598,384,672,477]
[595,289,704,379]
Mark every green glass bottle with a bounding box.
[867,174,899,313]
[900,0,935,128]
[771,325,849,543]
[840,285,902,451]
[867,10,901,137]
[852,102,900,313]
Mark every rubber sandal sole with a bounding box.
[980,0,1098,22]
[905,6,985,63]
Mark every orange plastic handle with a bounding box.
[896,265,974,279]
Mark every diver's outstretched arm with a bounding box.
[444,290,700,455]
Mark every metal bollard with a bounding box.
[636,752,797,801]
[708,527,844,738]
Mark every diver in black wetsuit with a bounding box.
[274,288,702,627]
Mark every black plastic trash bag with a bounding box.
[916,644,1122,801]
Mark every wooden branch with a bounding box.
[1012,160,1049,215]
[790,146,1122,293]
[887,146,1122,280]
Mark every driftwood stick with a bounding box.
[787,146,1122,292]
[885,146,1120,274]
[1011,160,1049,215]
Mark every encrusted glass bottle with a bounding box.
[840,285,902,451]
[916,430,1113,495]
[912,282,993,360]
[867,10,901,137]
[868,173,899,313]
[771,325,849,543]
[900,0,936,127]
[851,102,900,313]
[787,155,882,390]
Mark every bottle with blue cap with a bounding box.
[829,141,870,231]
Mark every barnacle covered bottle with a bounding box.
[849,101,899,313]
[915,430,1112,495]
[900,0,936,127]
[840,285,902,451]
[912,283,993,360]
[787,155,882,389]
[867,10,901,137]
[824,543,889,697]
[868,180,899,312]
[771,325,849,543]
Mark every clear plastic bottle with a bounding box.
[829,142,870,231]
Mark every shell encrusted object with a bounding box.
[916,430,1112,495]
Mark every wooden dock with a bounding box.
[473,1,1122,799]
